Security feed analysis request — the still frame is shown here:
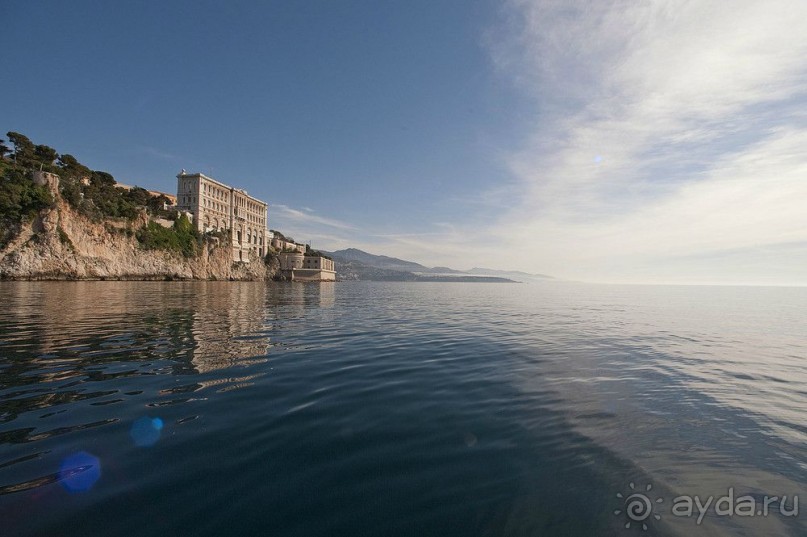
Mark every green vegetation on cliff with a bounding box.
[1,132,190,256]
[0,162,53,222]
[136,214,199,258]
[2,131,173,222]
[1,132,284,272]
[0,133,281,279]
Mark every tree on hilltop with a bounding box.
[6,132,34,166]
[127,187,151,207]
[5,133,59,171]
[90,170,116,186]
[34,144,58,167]
[57,153,91,180]
[148,194,173,214]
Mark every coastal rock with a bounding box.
[0,192,277,281]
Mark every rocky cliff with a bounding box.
[0,185,279,281]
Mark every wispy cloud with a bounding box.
[475,0,807,283]
[272,204,356,231]
[268,203,367,251]
[137,145,183,162]
[267,203,490,267]
[257,2,807,283]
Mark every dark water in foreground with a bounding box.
[0,281,805,536]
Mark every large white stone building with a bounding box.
[176,171,268,262]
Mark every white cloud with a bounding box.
[261,2,807,283]
[137,146,183,162]
[268,204,363,252]
[271,204,356,231]
[477,0,807,283]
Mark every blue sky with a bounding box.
[4,1,807,284]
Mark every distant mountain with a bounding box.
[328,258,420,282]
[324,248,551,283]
[328,248,428,273]
[467,267,554,281]
[428,266,466,275]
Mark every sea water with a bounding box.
[0,281,805,536]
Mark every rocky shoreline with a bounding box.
[0,181,279,282]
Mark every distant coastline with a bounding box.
[326,248,552,283]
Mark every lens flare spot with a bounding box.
[594,155,603,164]
[130,416,163,447]
[59,452,101,493]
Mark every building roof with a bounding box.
[177,171,267,207]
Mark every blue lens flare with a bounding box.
[130,416,163,447]
[59,452,101,493]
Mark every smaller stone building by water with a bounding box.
[279,252,336,281]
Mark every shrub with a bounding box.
[136,214,199,257]
[0,167,53,222]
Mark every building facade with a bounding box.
[176,171,268,262]
[278,252,336,281]
[271,236,306,253]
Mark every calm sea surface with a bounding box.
[0,281,805,536]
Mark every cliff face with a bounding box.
[0,190,278,281]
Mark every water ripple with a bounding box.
[0,282,805,536]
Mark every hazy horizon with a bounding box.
[4,1,806,286]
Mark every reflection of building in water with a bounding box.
[4,281,338,380]
[187,283,334,372]
[273,281,336,316]
[4,282,274,377]
[189,282,272,373]
[9,281,169,360]
[313,282,335,308]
